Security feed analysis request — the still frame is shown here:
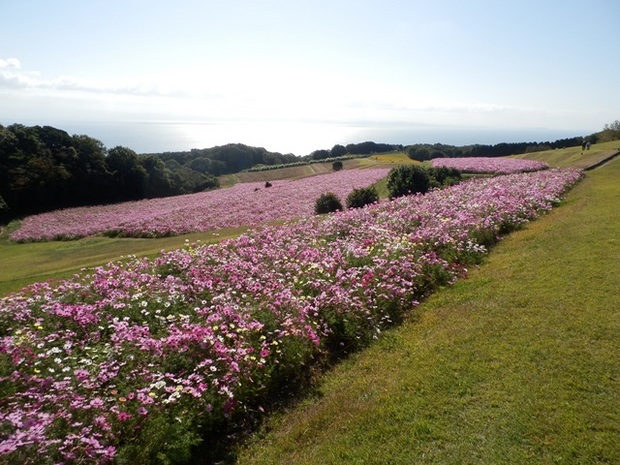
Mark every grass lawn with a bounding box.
[0,226,251,296]
[235,158,620,464]
[511,140,620,169]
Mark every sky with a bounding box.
[1,0,619,155]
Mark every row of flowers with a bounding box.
[10,168,391,242]
[0,168,584,463]
[430,156,549,174]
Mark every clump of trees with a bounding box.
[387,165,462,199]
[309,141,402,161]
[154,143,297,176]
[599,120,620,142]
[0,124,219,222]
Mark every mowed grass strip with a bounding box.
[236,159,620,464]
[0,226,251,296]
[511,140,620,169]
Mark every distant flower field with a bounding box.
[430,157,549,174]
[0,168,583,463]
[10,168,391,242]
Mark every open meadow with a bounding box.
[0,143,618,464]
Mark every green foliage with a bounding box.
[346,186,379,209]
[599,119,620,142]
[387,165,462,199]
[407,146,432,161]
[330,144,347,157]
[387,165,432,199]
[429,166,462,187]
[332,161,343,172]
[0,124,225,222]
[315,192,343,214]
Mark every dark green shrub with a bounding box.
[429,166,462,187]
[315,192,343,214]
[406,146,432,161]
[387,165,431,199]
[387,165,462,199]
[346,186,379,209]
[332,161,344,171]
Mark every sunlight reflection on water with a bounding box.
[38,120,582,157]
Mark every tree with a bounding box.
[600,120,620,142]
[106,146,147,200]
[332,161,343,171]
[407,146,432,161]
[142,155,175,198]
[311,149,331,160]
[0,195,9,221]
[331,144,346,157]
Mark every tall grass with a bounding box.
[236,158,620,464]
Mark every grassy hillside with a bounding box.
[511,139,619,169]
[236,157,620,464]
[218,152,414,187]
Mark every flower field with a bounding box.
[430,156,549,174]
[10,168,391,242]
[0,168,583,464]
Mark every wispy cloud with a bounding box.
[0,57,21,69]
[0,57,173,97]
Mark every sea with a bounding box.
[4,120,587,157]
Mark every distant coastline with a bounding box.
[0,119,588,156]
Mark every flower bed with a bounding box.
[10,168,391,242]
[0,168,583,463]
[430,157,549,174]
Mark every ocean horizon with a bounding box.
[1,119,588,156]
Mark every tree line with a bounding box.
[405,122,620,162]
[406,136,588,161]
[308,141,403,160]
[0,125,287,222]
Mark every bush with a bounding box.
[332,161,343,171]
[387,165,462,199]
[387,165,431,199]
[315,192,343,214]
[346,186,379,209]
[429,166,462,187]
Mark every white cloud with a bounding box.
[0,57,21,69]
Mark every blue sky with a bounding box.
[1,0,619,154]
